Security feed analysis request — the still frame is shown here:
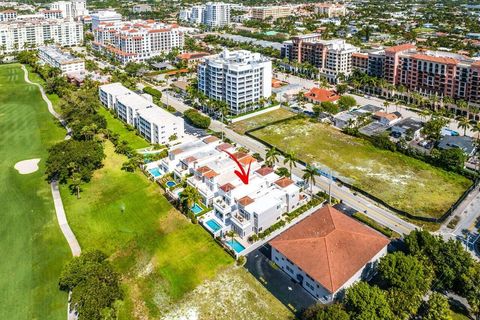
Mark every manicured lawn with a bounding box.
[229,108,296,134]
[97,107,150,150]
[24,65,63,114]
[0,64,70,319]
[251,117,472,219]
[61,141,233,318]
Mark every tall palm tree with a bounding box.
[180,185,201,212]
[383,101,390,113]
[265,147,280,167]
[302,165,319,196]
[283,152,297,177]
[457,117,471,136]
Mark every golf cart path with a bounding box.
[22,65,81,255]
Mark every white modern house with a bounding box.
[98,83,185,144]
[197,49,272,115]
[270,206,389,302]
[98,82,134,109]
[38,46,85,74]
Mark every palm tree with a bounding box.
[179,185,201,212]
[302,165,319,196]
[265,147,280,167]
[457,117,471,136]
[283,152,297,177]
[383,101,390,113]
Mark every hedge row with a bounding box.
[184,109,211,129]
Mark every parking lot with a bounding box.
[245,245,317,317]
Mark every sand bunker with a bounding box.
[14,158,40,174]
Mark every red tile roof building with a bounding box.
[270,206,389,301]
[304,88,340,103]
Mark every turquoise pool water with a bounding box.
[191,203,203,215]
[206,219,222,232]
[148,167,163,178]
[226,239,245,253]
[166,180,176,188]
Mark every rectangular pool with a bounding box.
[226,239,245,253]
[206,219,222,232]
[191,203,203,215]
[148,167,163,178]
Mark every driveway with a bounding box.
[245,245,317,317]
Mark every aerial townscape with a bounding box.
[2,0,480,319]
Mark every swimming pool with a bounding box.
[166,180,176,188]
[226,239,245,253]
[206,219,222,232]
[148,167,163,178]
[191,203,203,215]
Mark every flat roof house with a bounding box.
[390,117,424,139]
[270,206,389,303]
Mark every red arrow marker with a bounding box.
[223,150,252,185]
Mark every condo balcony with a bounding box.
[213,196,233,215]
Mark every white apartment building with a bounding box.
[203,2,230,28]
[98,82,134,109]
[197,49,272,115]
[0,18,84,53]
[314,3,347,17]
[322,39,358,81]
[50,0,88,19]
[137,107,184,144]
[179,2,230,27]
[0,10,17,22]
[98,83,185,145]
[93,19,184,64]
[41,9,64,20]
[91,10,122,30]
[38,46,85,74]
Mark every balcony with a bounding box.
[231,213,251,230]
[213,196,232,215]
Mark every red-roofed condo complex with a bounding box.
[270,206,389,302]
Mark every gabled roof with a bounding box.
[216,143,233,152]
[270,206,389,293]
[238,196,254,206]
[203,136,219,144]
[220,183,236,192]
[255,166,274,176]
[274,177,294,188]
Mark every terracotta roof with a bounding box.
[304,88,340,103]
[411,53,458,65]
[385,43,416,53]
[238,196,254,206]
[270,206,389,293]
[374,111,399,121]
[177,52,210,60]
[203,136,219,144]
[352,52,368,59]
[216,143,233,152]
[171,148,183,155]
[204,170,219,179]
[232,152,248,160]
[472,61,480,68]
[239,155,255,166]
[256,166,274,176]
[184,156,197,164]
[197,166,212,174]
[220,183,236,192]
[274,177,294,188]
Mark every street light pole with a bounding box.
[328,168,332,205]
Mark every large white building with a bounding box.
[50,0,88,19]
[90,10,122,30]
[197,49,272,115]
[270,206,389,302]
[179,2,230,27]
[0,18,84,53]
[314,3,347,17]
[0,10,17,22]
[93,19,184,64]
[98,83,184,144]
[38,46,85,74]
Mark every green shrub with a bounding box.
[184,109,211,129]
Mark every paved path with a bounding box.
[22,65,80,319]
[160,92,417,235]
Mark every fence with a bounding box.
[245,116,478,223]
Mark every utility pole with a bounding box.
[328,168,332,205]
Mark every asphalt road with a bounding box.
[160,92,417,235]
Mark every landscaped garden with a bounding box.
[229,108,296,134]
[0,64,71,319]
[250,117,472,219]
[61,141,291,319]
